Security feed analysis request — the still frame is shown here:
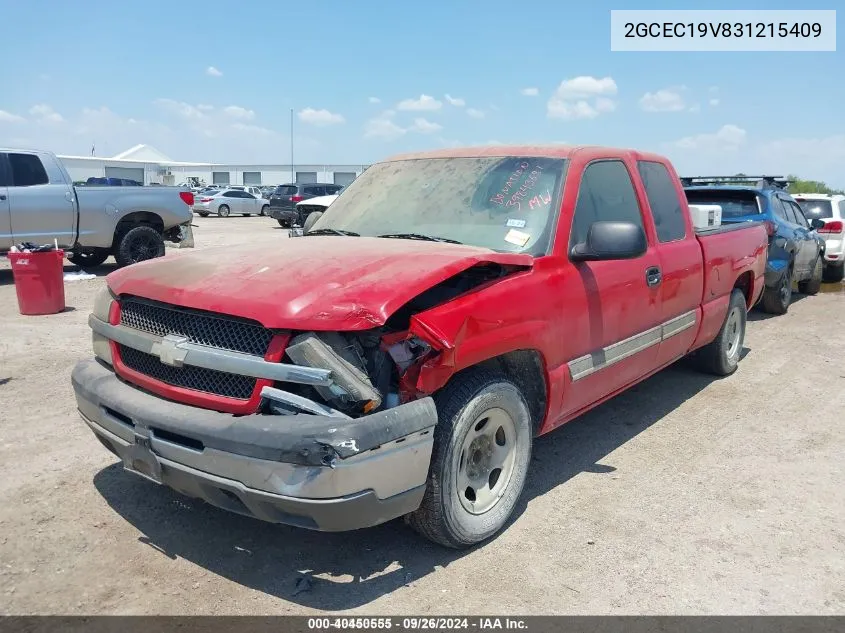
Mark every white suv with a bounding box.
[794,193,845,282]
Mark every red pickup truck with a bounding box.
[72,146,767,548]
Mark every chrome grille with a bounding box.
[120,296,273,356]
[119,346,256,400]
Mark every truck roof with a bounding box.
[382,144,672,164]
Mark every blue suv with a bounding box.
[683,177,825,315]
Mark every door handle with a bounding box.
[646,266,662,287]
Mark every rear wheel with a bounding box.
[260,205,269,216]
[277,218,289,227]
[218,204,230,218]
[406,369,533,548]
[114,225,165,268]
[824,263,844,282]
[798,256,823,295]
[760,265,792,315]
[693,289,747,376]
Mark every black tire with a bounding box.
[823,263,844,282]
[241,213,251,217]
[67,249,109,267]
[218,204,230,218]
[798,255,823,295]
[693,289,747,376]
[303,211,323,233]
[260,205,269,216]
[760,265,792,315]
[277,218,289,228]
[114,225,165,268]
[198,212,210,217]
[406,369,533,549]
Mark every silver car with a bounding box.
[193,189,270,217]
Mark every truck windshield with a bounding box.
[684,189,761,219]
[310,156,568,255]
[795,198,833,219]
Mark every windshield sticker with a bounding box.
[490,164,546,212]
[504,229,531,247]
[506,218,527,228]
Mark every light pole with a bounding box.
[290,108,295,182]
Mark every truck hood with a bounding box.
[106,237,533,330]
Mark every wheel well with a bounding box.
[115,212,164,240]
[471,349,548,435]
[733,271,754,308]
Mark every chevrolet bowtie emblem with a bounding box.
[154,334,189,367]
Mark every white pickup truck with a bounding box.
[0,148,195,267]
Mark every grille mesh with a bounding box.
[120,297,273,357]
[119,346,256,400]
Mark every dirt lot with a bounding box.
[1,215,843,615]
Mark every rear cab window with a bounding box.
[8,153,49,187]
[795,198,833,220]
[570,160,644,249]
[683,188,762,220]
[637,160,686,242]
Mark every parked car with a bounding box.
[793,193,845,282]
[72,145,767,548]
[268,183,343,227]
[684,176,825,314]
[0,148,194,267]
[293,187,344,231]
[192,189,269,217]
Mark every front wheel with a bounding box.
[798,256,823,295]
[277,218,289,227]
[693,288,747,376]
[218,204,230,218]
[114,225,165,268]
[824,263,844,282]
[760,265,792,315]
[406,369,533,548]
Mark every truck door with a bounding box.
[0,155,12,249]
[636,160,703,367]
[5,152,76,247]
[559,158,662,418]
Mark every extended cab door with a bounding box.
[4,151,76,247]
[559,158,663,418]
[0,155,12,249]
[636,160,704,367]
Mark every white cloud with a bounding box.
[669,124,747,152]
[466,108,485,119]
[364,111,406,140]
[29,104,64,124]
[409,118,442,134]
[206,66,222,77]
[223,105,255,120]
[368,97,381,104]
[154,99,208,120]
[709,98,720,107]
[231,122,274,136]
[445,94,465,107]
[397,94,442,111]
[688,104,701,113]
[639,88,686,112]
[197,104,214,111]
[0,110,26,123]
[297,107,345,126]
[520,87,539,97]
[547,76,618,120]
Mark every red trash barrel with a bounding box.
[8,249,66,315]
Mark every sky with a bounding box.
[0,0,843,186]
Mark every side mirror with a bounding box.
[810,218,825,230]
[570,221,647,262]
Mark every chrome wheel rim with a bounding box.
[780,270,792,303]
[456,407,518,515]
[725,306,742,361]
[219,205,229,217]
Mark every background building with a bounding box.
[58,144,369,187]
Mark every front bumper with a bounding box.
[71,358,438,531]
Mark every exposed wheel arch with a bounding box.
[113,211,164,248]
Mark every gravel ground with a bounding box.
[1,215,843,615]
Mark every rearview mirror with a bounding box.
[810,218,825,230]
[570,221,647,262]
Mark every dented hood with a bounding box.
[106,236,533,330]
